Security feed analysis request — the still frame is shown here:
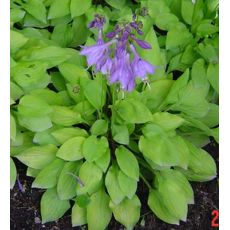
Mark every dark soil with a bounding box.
[10,141,219,230]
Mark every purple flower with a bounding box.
[110,53,135,91]
[80,40,116,68]
[131,36,152,49]
[88,14,106,30]
[130,44,155,80]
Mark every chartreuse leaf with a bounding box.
[87,188,112,230]
[105,164,125,204]
[184,141,217,181]
[70,0,91,17]
[10,8,26,23]
[22,0,47,23]
[51,106,82,126]
[112,123,129,145]
[18,115,52,132]
[77,161,102,195]
[148,189,179,225]
[155,13,179,31]
[181,0,194,25]
[156,176,188,221]
[33,128,60,146]
[109,195,141,230]
[115,146,139,181]
[10,30,28,53]
[10,114,16,141]
[48,0,71,19]
[118,170,137,199]
[26,167,40,178]
[196,20,218,37]
[151,112,184,131]
[10,158,17,189]
[10,82,23,101]
[191,59,209,97]
[75,194,91,207]
[115,98,152,124]
[166,27,193,50]
[32,158,65,189]
[207,63,219,93]
[72,203,87,227]
[51,127,88,144]
[41,188,70,224]
[16,144,57,169]
[90,119,108,136]
[82,135,109,162]
[147,0,170,21]
[143,79,173,112]
[82,77,106,111]
[105,0,126,9]
[56,136,85,161]
[95,149,110,173]
[165,69,190,104]
[59,63,89,84]
[18,95,52,117]
[57,161,82,200]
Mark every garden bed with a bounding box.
[11,142,218,230]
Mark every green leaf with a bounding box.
[51,106,82,126]
[90,119,108,136]
[72,204,87,227]
[10,82,23,101]
[33,128,60,146]
[196,20,218,36]
[207,63,219,93]
[10,8,26,23]
[23,0,47,23]
[115,98,152,124]
[48,0,71,19]
[41,188,70,223]
[192,0,204,26]
[10,30,28,53]
[82,135,108,162]
[115,146,139,181]
[18,114,52,132]
[56,136,85,161]
[82,78,106,110]
[95,149,111,173]
[156,176,188,221]
[105,0,126,9]
[51,127,88,144]
[111,123,129,145]
[118,170,137,199]
[70,0,91,17]
[166,28,193,50]
[155,13,179,31]
[10,158,17,189]
[181,0,194,25]
[75,194,91,207]
[105,165,125,204]
[59,63,89,84]
[10,114,16,141]
[142,79,173,112]
[181,44,199,65]
[109,195,141,230]
[16,144,57,169]
[87,188,112,230]
[18,95,52,117]
[195,43,218,63]
[32,158,65,189]
[186,141,217,180]
[26,167,40,178]
[77,161,102,195]
[148,189,179,225]
[151,112,184,131]
[57,161,81,200]
[165,69,189,104]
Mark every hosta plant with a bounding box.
[10,0,218,229]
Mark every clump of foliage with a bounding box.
[10,0,218,229]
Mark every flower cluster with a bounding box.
[80,14,155,91]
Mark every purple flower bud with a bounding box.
[132,37,152,49]
[88,21,95,29]
[130,22,138,29]
[106,31,116,38]
[137,29,143,35]
[132,14,136,21]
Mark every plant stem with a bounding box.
[140,172,151,189]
